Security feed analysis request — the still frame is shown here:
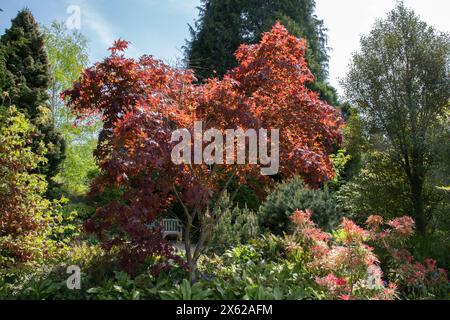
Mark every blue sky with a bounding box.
[1,0,449,96]
[0,0,201,63]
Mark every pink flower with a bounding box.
[364,251,379,266]
[368,264,383,278]
[291,209,314,226]
[379,284,397,300]
[387,216,415,236]
[303,227,330,243]
[379,230,390,238]
[388,283,398,291]
[335,278,347,287]
[341,218,369,243]
[424,258,437,271]
[316,274,348,296]
[311,243,330,258]
[325,246,350,269]
[366,215,383,228]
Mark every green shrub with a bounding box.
[0,106,76,274]
[6,244,184,300]
[208,193,260,254]
[159,279,213,300]
[198,238,315,300]
[258,176,342,234]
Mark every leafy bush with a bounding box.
[198,240,315,300]
[259,176,342,234]
[364,215,449,299]
[160,279,213,300]
[0,106,76,274]
[5,214,447,300]
[336,151,412,223]
[286,211,448,300]
[2,243,186,300]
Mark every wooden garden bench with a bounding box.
[162,219,183,241]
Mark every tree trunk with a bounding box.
[410,175,426,235]
[183,217,197,283]
[188,260,197,283]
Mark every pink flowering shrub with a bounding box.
[365,215,448,299]
[287,210,448,300]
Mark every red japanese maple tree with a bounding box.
[63,23,343,279]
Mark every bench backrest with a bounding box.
[162,219,183,232]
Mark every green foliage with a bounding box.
[43,21,100,197]
[86,272,145,300]
[208,193,260,254]
[52,133,99,197]
[1,243,185,300]
[336,149,449,234]
[228,176,263,211]
[328,149,352,191]
[0,9,65,185]
[3,229,447,300]
[43,21,88,117]
[408,233,450,271]
[0,106,74,274]
[198,236,315,300]
[0,9,49,117]
[342,2,450,234]
[259,176,342,234]
[336,151,412,222]
[0,48,11,94]
[160,279,214,300]
[340,103,367,178]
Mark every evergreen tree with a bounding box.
[0,41,12,97]
[186,0,338,104]
[1,9,49,116]
[0,9,65,188]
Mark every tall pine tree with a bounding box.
[1,9,65,190]
[186,0,338,104]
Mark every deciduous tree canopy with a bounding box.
[64,23,343,274]
[343,3,450,234]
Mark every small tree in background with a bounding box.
[207,192,260,254]
[43,21,99,196]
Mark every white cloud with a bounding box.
[64,0,143,60]
[82,6,115,47]
[315,0,450,98]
